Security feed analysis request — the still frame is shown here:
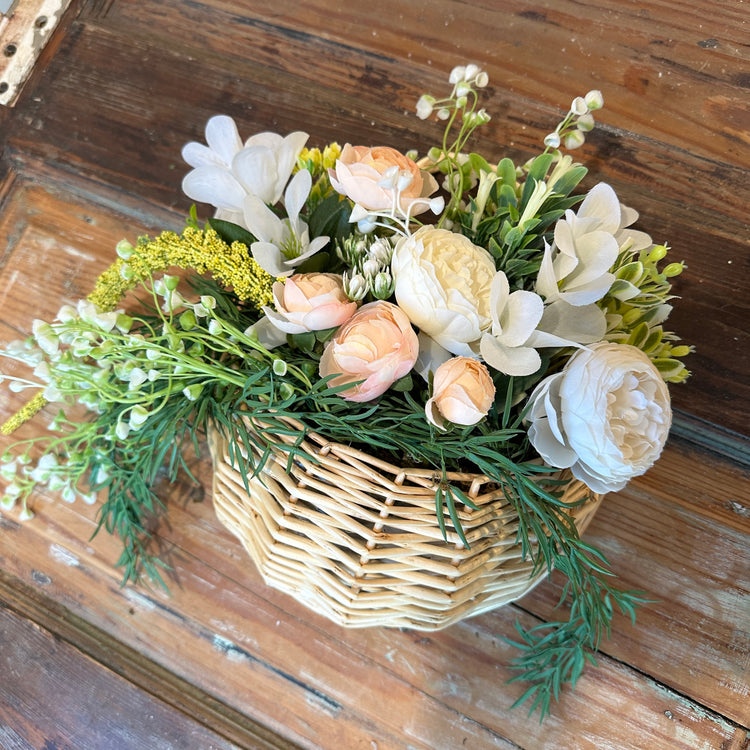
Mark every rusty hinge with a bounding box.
[0,0,72,107]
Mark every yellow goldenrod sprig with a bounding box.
[1,392,48,435]
[88,226,277,313]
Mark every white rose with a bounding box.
[392,226,496,356]
[525,342,671,493]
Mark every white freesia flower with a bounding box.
[182,115,308,227]
[536,182,622,306]
[525,342,671,493]
[480,272,544,376]
[480,273,607,377]
[392,226,495,356]
[244,169,329,277]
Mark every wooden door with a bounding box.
[0,1,748,748]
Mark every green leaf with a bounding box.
[206,218,256,247]
[549,166,587,197]
[497,157,517,187]
[307,193,352,243]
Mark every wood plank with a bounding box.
[3,4,748,440]
[0,482,747,750]
[0,603,254,750]
[0,179,747,745]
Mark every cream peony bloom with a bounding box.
[525,342,671,493]
[263,273,357,334]
[392,226,496,356]
[328,145,439,217]
[319,301,419,402]
[425,357,495,429]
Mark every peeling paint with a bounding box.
[48,542,79,567]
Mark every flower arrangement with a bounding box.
[0,64,690,716]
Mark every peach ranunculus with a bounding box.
[263,273,358,334]
[319,301,419,402]
[328,145,439,217]
[425,357,496,428]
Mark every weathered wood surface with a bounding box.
[0,0,748,748]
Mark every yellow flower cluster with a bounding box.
[297,142,342,175]
[1,392,48,435]
[87,226,277,312]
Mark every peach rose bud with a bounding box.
[319,301,419,402]
[425,357,496,428]
[263,273,358,334]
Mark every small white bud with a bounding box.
[115,421,130,441]
[377,165,400,189]
[1,495,16,511]
[576,113,595,132]
[356,216,377,234]
[544,132,562,149]
[464,63,480,80]
[116,239,134,259]
[208,319,223,335]
[429,196,446,215]
[449,65,466,84]
[272,359,288,377]
[436,108,451,121]
[183,383,203,401]
[564,130,586,150]
[571,96,588,116]
[18,505,34,521]
[416,94,435,120]
[373,271,392,299]
[397,170,414,192]
[455,81,472,98]
[475,71,489,88]
[128,405,150,428]
[585,89,604,110]
[349,203,371,223]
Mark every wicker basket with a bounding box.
[208,420,603,631]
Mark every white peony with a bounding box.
[391,226,496,356]
[525,342,671,493]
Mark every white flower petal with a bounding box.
[497,290,544,347]
[535,241,560,301]
[414,332,453,381]
[245,316,288,349]
[578,183,621,235]
[182,167,246,210]
[251,242,291,277]
[182,142,223,169]
[243,195,283,243]
[534,300,606,345]
[480,334,541,376]
[204,115,243,166]
[284,169,312,220]
[233,146,279,204]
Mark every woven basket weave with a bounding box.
[208,420,603,631]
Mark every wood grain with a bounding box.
[0,604,251,750]
[4,0,748,438]
[0,0,748,747]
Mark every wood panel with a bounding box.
[4,0,748,439]
[0,177,747,747]
[0,0,748,748]
[0,605,252,750]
